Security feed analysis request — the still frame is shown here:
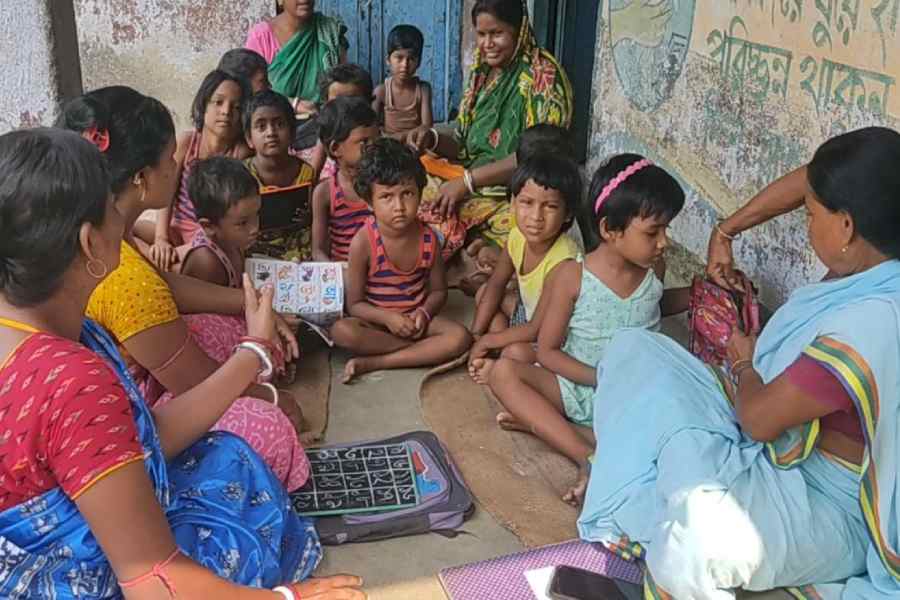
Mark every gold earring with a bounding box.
[86,258,108,279]
[134,177,147,204]
[841,246,848,254]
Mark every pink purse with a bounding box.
[688,274,761,366]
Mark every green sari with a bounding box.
[420,0,574,257]
[268,13,348,104]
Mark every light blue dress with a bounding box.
[558,257,662,425]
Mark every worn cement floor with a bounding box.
[315,293,524,598]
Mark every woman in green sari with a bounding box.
[245,0,348,113]
[410,0,573,277]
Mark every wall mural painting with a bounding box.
[604,0,697,112]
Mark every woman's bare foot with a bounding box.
[496,411,532,433]
[562,462,590,507]
[341,357,377,384]
[469,357,495,384]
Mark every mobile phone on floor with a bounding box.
[548,565,643,600]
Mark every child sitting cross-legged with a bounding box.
[311,97,380,262]
[487,154,691,506]
[331,138,472,383]
[467,154,581,383]
[178,156,260,287]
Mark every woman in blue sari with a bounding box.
[0,128,363,598]
[578,127,900,599]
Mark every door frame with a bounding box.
[532,0,600,162]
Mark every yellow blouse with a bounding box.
[244,157,315,191]
[87,242,180,343]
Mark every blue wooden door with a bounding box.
[316,0,371,68]
[318,0,462,123]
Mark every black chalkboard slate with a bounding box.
[259,183,312,233]
[290,443,419,516]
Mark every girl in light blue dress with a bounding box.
[487,154,691,505]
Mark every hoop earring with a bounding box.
[86,258,109,279]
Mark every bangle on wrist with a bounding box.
[428,127,440,152]
[463,169,477,195]
[415,306,432,323]
[272,586,295,600]
[715,221,740,241]
[260,382,279,406]
[235,341,274,380]
[730,359,754,378]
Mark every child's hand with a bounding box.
[469,337,491,363]
[149,238,176,271]
[385,313,417,338]
[411,310,429,340]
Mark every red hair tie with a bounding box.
[82,125,110,153]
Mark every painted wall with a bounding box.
[74,0,273,129]
[0,0,82,133]
[587,0,900,307]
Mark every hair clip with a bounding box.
[82,125,110,153]
[593,158,652,214]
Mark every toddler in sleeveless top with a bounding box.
[487,154,692,506]
[331,138,471,383]
[468,154,582,383]
[311,97,380,263]
[373,25,433,142]
[176,157,260,287]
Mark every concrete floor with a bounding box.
[315,351,524,599]
[311,289,789,600]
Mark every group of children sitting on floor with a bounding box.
[133,28,692,498]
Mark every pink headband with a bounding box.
[594,159,653,214]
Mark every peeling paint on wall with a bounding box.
[588,0,900,306]
[1,3,62,133]
[74,0,273,129]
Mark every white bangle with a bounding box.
[463,169,476,195]
[261,382,279,406]
[272,586,295,600]
[428,127,440,152]
[236,341,274,380]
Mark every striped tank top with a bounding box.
[364,219,438,313]
[328,175,372,262]
[178,229,240,288]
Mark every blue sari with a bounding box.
[0,320,321,599]
[578,260,900,599]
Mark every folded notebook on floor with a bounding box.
[438,539,642,600]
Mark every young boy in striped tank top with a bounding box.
[331,138,472,383]
[311,97,380,263]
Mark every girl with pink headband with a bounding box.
[486,153,692,506]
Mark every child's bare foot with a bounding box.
[466,238,487,257]
[469,357,495,384]
[496,411,532,433]
[562,462,590,507]
[341,357,377,384]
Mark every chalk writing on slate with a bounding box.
[290,443,419,516]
